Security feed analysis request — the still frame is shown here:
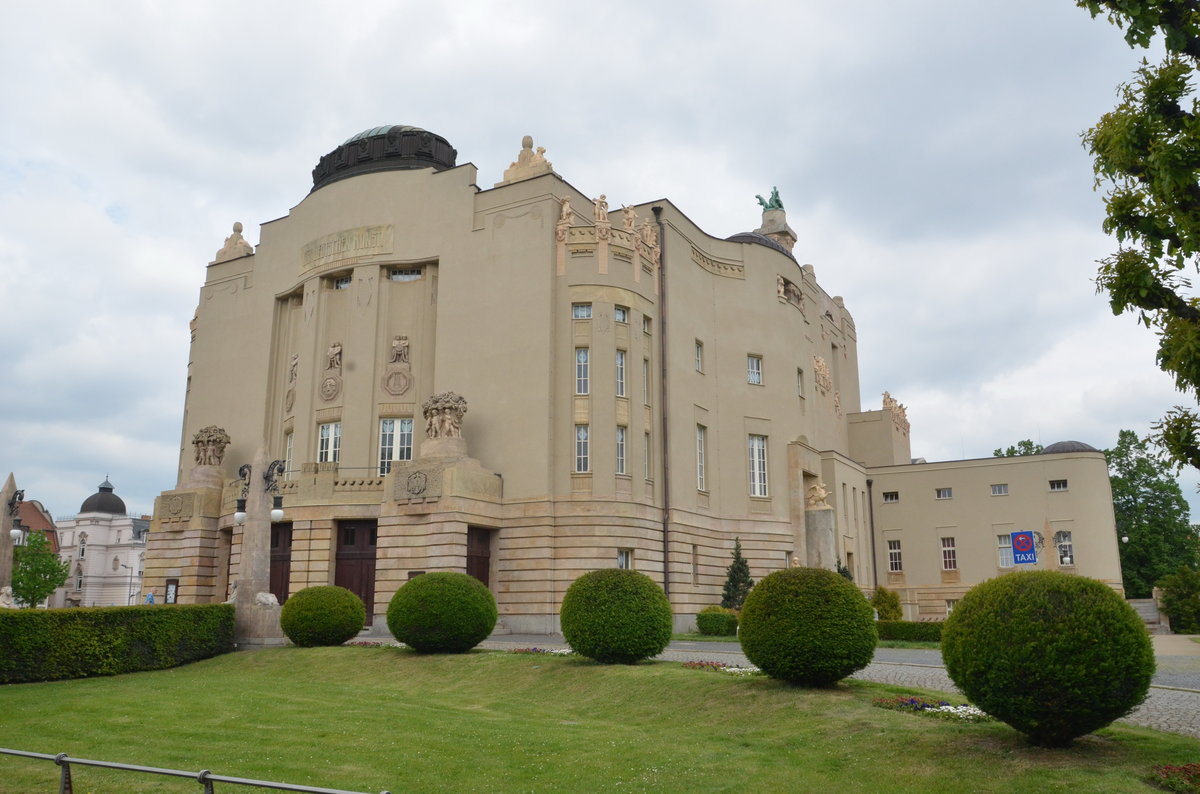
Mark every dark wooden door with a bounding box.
[466,526,492,587]
[269,523,293,605]
[335,520,377,626]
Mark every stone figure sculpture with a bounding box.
[326,341,342,371]
[422,391,468,439]
[622,205,638,232]
[559,196,572,223]
[389,335,410,364]
[806,482,830,508]
[192,426,231,466]
[288,354,299,383]
[214,222,255,261]
[593,194,609,223]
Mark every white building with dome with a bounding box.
[52,479,151,607]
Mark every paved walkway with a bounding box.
[466,632,1200,740]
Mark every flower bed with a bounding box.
[872,696,992,723]
[1150,762,1200,793]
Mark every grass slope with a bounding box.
[0,647,1194,793]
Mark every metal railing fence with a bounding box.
[0,748,391,794]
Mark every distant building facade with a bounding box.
[143,126,1124,630]
[55,479,149,607]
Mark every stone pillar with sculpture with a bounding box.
[804,482,837,571]
[144,425,233,605]
[0,473,20,608]
[229,447,286,648]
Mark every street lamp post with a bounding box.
[120,563,135,604]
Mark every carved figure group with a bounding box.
[621,205,638,232]
[214,221,254,261]
[882,391,910,431]
[192,425,231,466]
[593,194,609,223]
[326,341,342,371]
[755,187,784,211]
[422,391,468,439]
[389,335,410,365]
[288,353,299,383]
[806,482,829,508]
[813,355,833,392]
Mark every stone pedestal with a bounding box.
[232,448,286,647]
[0,474,16,595]
[804,505,836,571]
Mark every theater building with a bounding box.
[144,126,1123,630]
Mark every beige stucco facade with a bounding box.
[144,127,1124,631]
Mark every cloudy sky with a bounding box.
[2,1,1195,520]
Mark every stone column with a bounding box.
[804,506,836,571]
[233,447,285,647]
[0,473,16,605]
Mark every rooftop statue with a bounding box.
[755,187,784,211]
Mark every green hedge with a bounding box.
[0,604,235,684]
[696,605,738,636]
[876,620,943,642]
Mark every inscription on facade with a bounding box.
[301,225,394,272]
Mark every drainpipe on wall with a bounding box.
[653,205,670,597]
[866,478,878,590]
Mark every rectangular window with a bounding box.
[695,340,704,372]
[935,487,953,500]
[617,549,633,569]
[747,354,763,385]
[997,534,1014,568]
[887,539,902,572]
[284,432,294,480]
[615,350,626,397]
[389,268,421,282]
[642,316,651,334]
[882,491,899,503]
[333,275,352,290]
[575,348,590,395]
[1055,531,1074,565]
[991,483,1009,496]
[318,422,341,463]
[616,426,627,474]
[575,425,590,472]
[1049,479,1069,492]
[614,305,629,323]
[378,418,414,474]
[572,302,592,319]
[941,537,957,571]
[797,368,804,397]
[696,424,707,491]
[644,432,651,480]
[748,434,768,497]
[946,599,959,615]
[642,358,650,405]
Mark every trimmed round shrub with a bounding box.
[560,569,673,664]
[942,570,1154,747]
[387,572,497,653]
[279,586,365,647]
[738,567,876,686]
[696,605,738,636]
[870,586,903,621]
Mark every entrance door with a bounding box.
[335,520,377,625]
[269,523,293,605]
[466,526,492,587]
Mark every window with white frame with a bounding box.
[941,537,957,570]
[887,539,902,572]
[644,432,651,480]
[572,302,592,319]
[642,358,650,404]
[695,340,704,372]
[1049,479,1069,492]
[882,491,899,503]
[575,425,590,472]
[284,432,294,480]
[1055,530,1074,565]
[617,549,633,569]
[748,434,768,497]
[935,487,953,500]
[696,424,707,491]
[333,275,352,290]
[78,537,87,558]
[991,483,1009,496]
[614,306,629,324]
[945,599,959,614]
[378,418,414,475]
[318,422,342,463]
[642,315,651,334]
[747,355,763,385]
[575,348,590,395]
[797,368,804,397]
[997,534,1014,567]
[616,426,627,474]
[389,268,421,282]
[615,350,626,397]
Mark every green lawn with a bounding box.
[674,633,940,650]
[0,647,1194,793]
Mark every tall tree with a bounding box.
[11,532,70,608]
[1107,429,1200,597]
[993,440,1044,457]
[721,538,754,610]
[1076,2,1200,470]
